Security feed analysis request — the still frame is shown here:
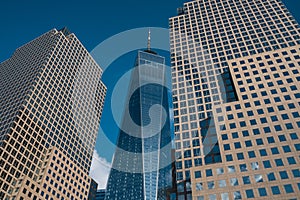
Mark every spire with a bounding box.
[144,28,157,55]
[147,29,151,51]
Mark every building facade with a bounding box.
[0,28,106,199]
[105,49,173,200]
[95,189,106,200]
[169,0,300,199]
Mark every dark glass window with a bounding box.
[263,161,271,168]
[271,186,280,195]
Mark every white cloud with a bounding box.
[90,150,111,189]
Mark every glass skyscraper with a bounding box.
[105,49,172,200]
[170,0,300,199]
[0,28,106,199]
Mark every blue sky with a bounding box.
[0,0,185,163]
[1,0,300,188]
[1,0,300,157]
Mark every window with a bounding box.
[234,142,241,149]
[271,147,279,155]
[195,171,201,178]
[176,162,182,170]
[277,105,285,111]
[260,117,267,123]
[263,127,271,133]
[281,114,289,120]
[206,169,213,177]
[287,157,296,165]
[263,160,271,168]
[245,140,252,147]
[233,191,241,199]
[253,128,260,135]
[184,150,191,158]
[193,148,201,157]
[254,174,263,183]
[250,119,257,125]
[275,159,284,166]
[228,166,235,173]
[292,169,300,178]
[259,149,267,156]
[194,158,202,166]
[274,125,282,131]
[237,153,244,160]
[232,132,238,138]
[271,186,281,195]
[243,176,251,184]
[221,134,228,140]
[248,151,256,158]
[290,133,298,140]
[271,115,278,122]
[239,164,247,172]
[224,144,230,150]
[177,172,183,181]
[268,172,276,181]
[279,171,289,179]
[282,145,291,153]
[207,181,215,189]
[229,123,236,129]
[267,137,275,143]
[209,194,216,200]
[196,183,203,191]
[242,130,249,137]
[258,188,267,197]
[256,139,263,145]
[284,184,294,194]
[221,193,228,200]
[230,178,238,186]
[237,112,244,118]
[245,189,254,198]
[254,100,261,106]
[184,160,192,168]
[228,114,234,120]
[226,155,233,161]
[216,167,224,175]
[247,111,254,116]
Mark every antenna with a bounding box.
[147,29,151,51]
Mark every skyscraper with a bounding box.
[170,0,300,199]
[0,28,106,199]
[95,189,106,200]
[105,41,173,200]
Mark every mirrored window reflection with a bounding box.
[196,182,203,191]
[251,162,259,170]
[209,194,217,200]
[231,178,239,186]
[234,191,242,200]
[228,165,236,173]
[219,180,226,188]
[217,167,224,175]
[221,193,229,200]
[207,181,215,189]
[254,174,263,183]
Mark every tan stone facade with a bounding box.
[0,28,106,199]
[169,0,300,199]
[11,147,91,200]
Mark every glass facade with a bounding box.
[170,0,300,199]
[105,50,172,200]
